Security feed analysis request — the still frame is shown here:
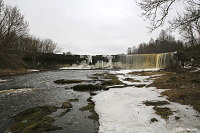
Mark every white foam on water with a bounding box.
[0,79,7,82]
[0,88,36,95]
[60,65,93,70]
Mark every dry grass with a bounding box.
[153,107,173,120]
[0,69,29,77]
[149,69,200,113]
[161,89,200,112]
[143,100,172,120]
[143,100,170,106]
[128,71,172,76]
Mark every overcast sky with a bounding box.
[6,0,177,55]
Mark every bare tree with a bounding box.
[179,17,200,46]
[127,47,132,55]
[41,39,61,54]
[137,0,200,32]
[0,1,29,50]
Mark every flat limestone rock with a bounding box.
[61,101,73,109]
[54,79,84,84]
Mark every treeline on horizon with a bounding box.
[0,0,61,55]
[127,30,185,55]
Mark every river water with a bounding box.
[0,70,107,133]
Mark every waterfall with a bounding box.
[76,53,177,69]
[87,55,93,64]
[118,52,177,69]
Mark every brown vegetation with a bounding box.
[0,69,29,77]
[149,69,200,112]
[153,107,173,120]
[161,89,200,112]
[143,100,172,119]
[143,100,170,106]
[128,71,172,77]
[100,73,124,86]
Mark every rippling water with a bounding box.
[0,70,107,133]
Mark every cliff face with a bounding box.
[0,51,82,70]
[22,53,82,69]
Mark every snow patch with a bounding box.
[109,68,160,75]
[191,67,200,72]
[0,79,7,82]
[93,70,200,133]
[28,69,39,72]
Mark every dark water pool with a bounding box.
[0,70,107,133]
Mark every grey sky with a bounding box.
[6,0,175,55]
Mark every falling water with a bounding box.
[118,52,177,69]
[71,53,177,69]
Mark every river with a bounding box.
[0,70,107,133]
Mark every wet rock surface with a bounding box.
[7,105,62,133]
[72,84,105,91]
[54,79,84,84]
[79,97,99,122]
[150,118,158,123]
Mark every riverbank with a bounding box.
[1,68,200,132]
[0,69,30,77]
[0,68,60,77]
[93,69,200,133]
[149,67,200,112]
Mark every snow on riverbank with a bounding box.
[0,79,7,82]
[93,70,200,133]
[28,69,39,72]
